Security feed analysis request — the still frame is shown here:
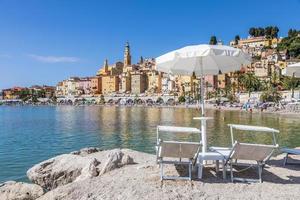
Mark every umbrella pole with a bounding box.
[199,58,207,153]
[200,74,205,116]
[200,74,207,153]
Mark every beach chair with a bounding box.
[281,148,300,165]
[156,126,201,181]
[225,141,278,183]
[211,124,279,183]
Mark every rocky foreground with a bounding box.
[1,147,300,200]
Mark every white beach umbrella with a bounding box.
[282,62,300,78]
[155,44,251,152]
[156,44,251,114]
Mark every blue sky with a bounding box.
[0,0,300,89]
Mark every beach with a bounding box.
[1,148,300,200]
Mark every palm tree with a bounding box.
[260,79,269,91]
[235,71,243,93]
[282,74,299,98]
[270,71,281,88]
[241,73,261,97]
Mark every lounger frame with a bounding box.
[225,142,278,183]
[156,126,201,181]
[225,124,279,183]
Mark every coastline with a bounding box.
[1,102,300,117]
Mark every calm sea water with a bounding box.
[0,106,300,182]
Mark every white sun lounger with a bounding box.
[281,148,300,165]
[157,141,201,180]
[156,126,201,181]
[212,124,279,183]
[225,142,278,183]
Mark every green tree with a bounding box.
[233,71,243,93]
[178,96,186,103]
[259,79,270,91]
[282,76,300,98]
[288,29,299,37]
[249,27,256,37]
[289,37,300,58]
[234,35,240,45]
[271,26,279,38]
[264,26,279,39]
[241,73,261,97]
[256,27,265,37]
[278,29,300,58]
[209,36,217,45]
[270,71,281,88]
[264,26,273,39]
[260,88,282,103]
[18,89,30,100]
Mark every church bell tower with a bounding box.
[124,42,131,67]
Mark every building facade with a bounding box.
[131,72,147,94]
[91,76,102,95]
[101,76,119,94]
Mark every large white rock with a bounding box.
[26,149,135,191]
[27,154,100,190]
[36,151,300,200]
[0,181,44,200]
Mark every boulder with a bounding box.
[121,154,135,165]
[100,149,134,175]
[27,154,100,190]
[0,181,44,200]
[100,149,124,175]
[26,148,135,192]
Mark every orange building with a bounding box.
[91,76,102,95]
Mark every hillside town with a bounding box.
[1,27,300,107]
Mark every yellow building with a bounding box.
[147,71,161,93]
[217,74,229,89]
[101,76,119,94]
[238,36,271,48]
[97,59,123,76]
[176,75,197,96]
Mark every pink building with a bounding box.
[76,77,92,95]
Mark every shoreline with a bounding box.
[1,103,300,116]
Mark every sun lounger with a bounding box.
[212,124,279,183]
[225,142,278,183]
[281,148,300,165]
[156,125,201,181]
[157,140,201,180]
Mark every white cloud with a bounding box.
[28,54,80,63]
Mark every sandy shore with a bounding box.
[2,148,300,200]
[38,149,300,200]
